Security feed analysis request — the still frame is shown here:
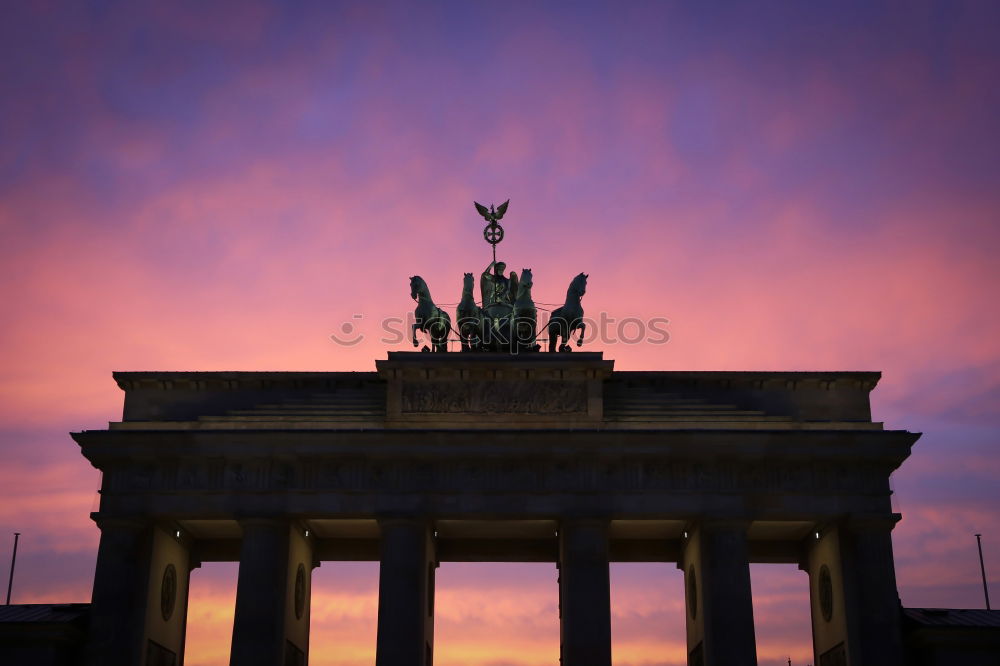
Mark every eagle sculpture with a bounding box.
[474,199,509,225]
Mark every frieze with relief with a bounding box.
[401,380,588,414]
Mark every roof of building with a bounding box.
[904,607,1000,629]
[0,603,90,624]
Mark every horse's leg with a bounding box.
[462,324,476,352]
[434,321,449,353]
[441,316,453,353]
[560,322,572,351]
[412,322,420,348]
[478,324,489,352]
[429,323,440,352]
[576,321,586,347]
[472,321,483,351]
[525,319,537,352]
[547,323,559,353]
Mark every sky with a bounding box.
[1,1,999,664]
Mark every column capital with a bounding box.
[690,518,752,533]
[843,513,901,533]
[377,517,435,547]
[558,517,610,530]
[91,514,150,532]
[559,519,610,561]
[558,518,610,543]
[377,516,432,528]
[679,520,751,570]
[236,516,288,529]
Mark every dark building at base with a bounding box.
[2,353,997,665]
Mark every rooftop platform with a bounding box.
[107,352,884,431]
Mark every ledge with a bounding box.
[108,361,884,425]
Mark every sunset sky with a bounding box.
[1,2,999,665]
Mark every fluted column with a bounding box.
[558,520,612,666]
[806,517,903,666]
[680,521,756,666]
[85,518,150,666]
[85,519,192,666]
[848,518,904,664]
[376,519,435,666]
[231,519,313,666]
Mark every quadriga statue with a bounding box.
[409,275,451,353]
[456,272,483,352]
[544,272,587,352]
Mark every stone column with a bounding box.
[680,521,757,666]
[376,519,436,666]
[85,518,149,666]
[144,524,194,666]
[230,519,314,666]
[85,519,192,666]
[805,518,903,666]
[558,520,612,666]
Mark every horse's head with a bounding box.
[569,272,588,298]
[519,268,533,290]
[410,275,427,300]
[462,272,475,292]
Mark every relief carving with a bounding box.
[401,380,587,414]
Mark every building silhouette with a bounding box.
[2,352,998,665]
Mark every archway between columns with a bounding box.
[749,564,813,666]
[610,563,686,665]
[434,562,559,666]
[310,562,380,666]
[185,562,238,666]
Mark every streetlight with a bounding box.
[5,532,20,605]
[976,534,991,610]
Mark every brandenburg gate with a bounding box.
[73,203,919,665]
[74,354,917,666]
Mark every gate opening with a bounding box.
[750,564,813,666]
[610,563,686,665]
[434,562,559,666]
[309,561,380,666]
[184,562,238,666]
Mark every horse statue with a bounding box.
[410,275,451,352]
[545,272,588,352]
[456,272,483,352]
[512,268,539,352]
